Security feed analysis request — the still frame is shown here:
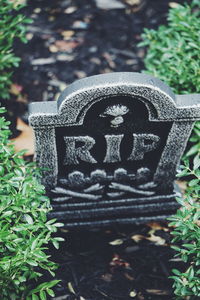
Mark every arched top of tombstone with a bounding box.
[57,72,177,122]
[29,72,200,127]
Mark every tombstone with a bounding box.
[29,72,200,228]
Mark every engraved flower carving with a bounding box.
[100,104,129,127]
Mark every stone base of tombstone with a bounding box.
[48,186,181,228]
[29,73,200,228]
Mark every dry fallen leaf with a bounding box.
[109,239,124,246]
[129,290,137,297]
[124,272,135,281]
[176,180,187,194]
[125,0,146,12]
[67,282,75,294]
[10,83,23,96]
[49,40,81,53]
[146,234,166,246]
[61,30,74,39]
[125,0,140,5]
[74,70,86,79]
[109,254,130,269]
[101,273,113,282]
[137,292,145,300]
[64,6,77,14]
[169,2,179,8]
[131,234,145,242]
[12,118,35,156]
[147,221,169,232]
[146,289,170,295]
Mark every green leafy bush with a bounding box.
[139,0,200,157]
[169,158,200,299]
[139,1,200,94]
[0,0,31,99]
[140,1,200,298]
[0,106,64,300]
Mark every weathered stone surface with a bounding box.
[29,72,200,228]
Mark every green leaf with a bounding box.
[53,223,64,227]
[172,269,181,276]
[46,288,55,297]
[24,214,34,224]
[186,144,199,157]
[188,179,199,187]
[27,260,38,267]
[39,290,47,300]
[193,155,200,170]
[52,240,59,249]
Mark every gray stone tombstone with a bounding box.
[29,72,200,228]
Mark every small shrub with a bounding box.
[0,106,64,300]
[169,158,200,299]
[0,0,31,99]
[139,0,200,157]
[139,1,200,94]
[140,1,200,298]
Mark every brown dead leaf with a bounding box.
[60,228,69,233]
[12,118,34,156]
[50,40,81,53]
[10,83,23,96]
[124,272,135,281]
[125,0,146,12]
[146,234,166,246]
[49,45,59,53]
[176,180,187,194]
[74,70,86,79]
[125,0,140,5]
[109,239,124,246]
[61,30,74,39]
[131,234,145,242]
[101,273,113,282]
[109,254,130,269]
[194,220,200,226]
[146,289,170,295]
[16,94,28,104]
[64,6,77,14]
[137,292,145,300]
[48,16,55,22]
[102,52,116,69]
[147,221,169,232]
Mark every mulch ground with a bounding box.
[44,223,185,300]
[11,0,193,299]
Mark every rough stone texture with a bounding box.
[29,72,200,228]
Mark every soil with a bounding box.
[13,0,190,108]
[44,223,186,300]
[11,0,193,299]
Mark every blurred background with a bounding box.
[13,0,191,105]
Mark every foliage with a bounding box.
[0,106,64,300]
[168,158,200,299]
[0,0,32,99]
[139,0,200,157]
[139,0,200,94]
[140,1,200,298]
